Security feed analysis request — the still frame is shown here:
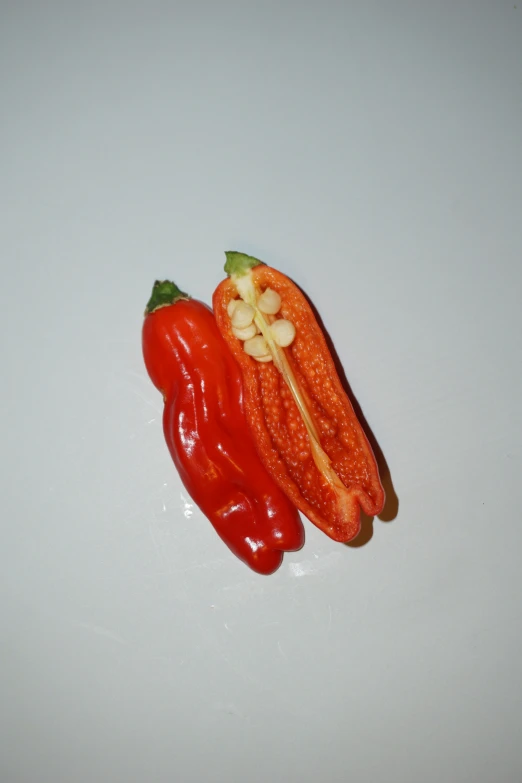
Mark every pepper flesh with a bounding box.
[212,253,385,543]
[142,281,304,575]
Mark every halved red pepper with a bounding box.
[142,280,304,574]
[213,252,385,543]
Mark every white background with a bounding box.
[1,2,521,782]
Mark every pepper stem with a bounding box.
[145,280,189,314]
[224,251,263,277]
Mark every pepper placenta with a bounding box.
[213,252,385,543]
[142,280,304,574]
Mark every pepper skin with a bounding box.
[142,281,304,575]
[212,252,385,543]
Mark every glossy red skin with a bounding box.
[142,298,304,574]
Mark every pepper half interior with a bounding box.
[228,268,368,536]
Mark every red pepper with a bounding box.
[142,280,304,574]
[212,252,385,543]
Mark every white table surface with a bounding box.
[2,3,521,782]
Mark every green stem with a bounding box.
[145,280,189,314]
[224,251,263,277]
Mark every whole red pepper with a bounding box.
[213,252,385,543]
[142,280,304,574]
